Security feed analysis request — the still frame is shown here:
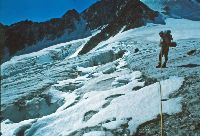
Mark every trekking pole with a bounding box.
[159,47,163,136]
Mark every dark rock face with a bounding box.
[0,23,7,62]
[81,0,125,29]
[1,9,90,63]
[79,0,160,55]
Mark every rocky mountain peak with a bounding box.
[1,9,87,63]
[62,9,80,21]
[79,0,161,55]
[81,0,126,29]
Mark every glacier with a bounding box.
[1,17,200,136]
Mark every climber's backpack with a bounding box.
[170,41,177,47]
[163,30,177,47]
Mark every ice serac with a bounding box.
[141,0,200,21]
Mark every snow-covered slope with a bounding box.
[92,18,200,52]
[1,18,200,136]
[141,0,200,20]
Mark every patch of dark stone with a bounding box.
[103,117,132,136]
[102,102,110,109]
[102,117,117,124]
[68,125,116,136]
[105,94,124,100]
[135,114,169,136]
[83,110,99,122]
[63,102,77,111]
[187,49,196,55]
[134,48,139,53]
[111,124,130,136]
[178,64,200,68]
[102,94,125,109]
[132,86,143,91]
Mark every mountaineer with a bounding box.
[156,30,176,68]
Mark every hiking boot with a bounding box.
[162,63,167,68]
[156,63,161,68]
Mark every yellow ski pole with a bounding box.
[159,47,163,136]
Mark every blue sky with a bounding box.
[0,0,97,25]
